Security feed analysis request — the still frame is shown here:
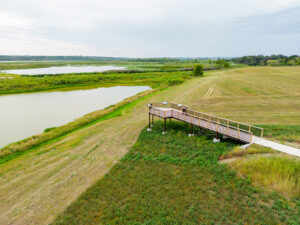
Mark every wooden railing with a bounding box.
[150,102,264,138]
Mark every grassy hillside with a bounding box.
[0,66,299,224]
[53,122,300,225]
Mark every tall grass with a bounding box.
[219,144,276,159]
[52,122,299,225]
[230,156,300,197]
[258,125,300,143]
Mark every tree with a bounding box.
[193,64,204,76]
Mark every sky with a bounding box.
[0,0,300,57]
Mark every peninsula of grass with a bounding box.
[0,70,191,95]
[53,122,300,225]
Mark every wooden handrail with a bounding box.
[151,107,253,136]
[150,102,263,137]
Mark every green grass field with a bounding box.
[0,66,299,224]
[52,122,300,225]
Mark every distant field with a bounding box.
[0,66,299,224]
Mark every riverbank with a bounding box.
[0,88,157,163]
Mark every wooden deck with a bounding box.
[148,102,264,143]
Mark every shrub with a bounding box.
[193,64,204,76]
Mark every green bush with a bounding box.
[167,77,184,86]
[193,64,204,76]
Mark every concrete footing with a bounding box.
[162,131,167,135]
[240,143,252,149]
[213,138,220,143]
[147,128,152,132]
[188,133,194,137]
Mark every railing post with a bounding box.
[261,129,264,138]
[216,118,220,132]
[226,120,229,135]
[207,116,210,128]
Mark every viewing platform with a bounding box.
[147,102,264,143]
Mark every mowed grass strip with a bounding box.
[259,125,300,144]
[53,122,299,225]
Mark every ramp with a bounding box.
[148,102,263,143]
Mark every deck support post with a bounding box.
[147,113,152,131]
[151,114,154,127]
[188,123,194,137]
[213,132,220,143]
[162,118,167,134]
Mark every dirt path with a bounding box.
[0,67,299,225]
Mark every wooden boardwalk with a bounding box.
[148,102,264,143]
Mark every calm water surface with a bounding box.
[0,86,150,148]
[1,65,125,75]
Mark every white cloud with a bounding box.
[0,0,299,56]
[0,12,35,29]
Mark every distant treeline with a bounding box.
[0,55,210,62]
[231,55,300,66]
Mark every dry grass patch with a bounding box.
[220,144,276,160]
[229,155,300,198]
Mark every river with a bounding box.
[0,86,150,148]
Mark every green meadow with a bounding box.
[53,122,300,225]
[0,65,299,224]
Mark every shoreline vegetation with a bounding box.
[0,60,226,96]
[0,70,189,95]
